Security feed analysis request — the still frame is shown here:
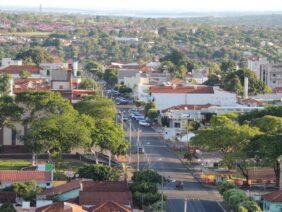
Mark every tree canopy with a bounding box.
[77,164,119,181]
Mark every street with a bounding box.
[120,108,225,212]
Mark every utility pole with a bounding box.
[129,120,132,164]
[137,128,140,171]
[161,174,164,211]
[121,111,124,128]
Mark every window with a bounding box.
[174,122,181,128]
[273,74,276,77]
[273,81,276,84]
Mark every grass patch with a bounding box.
[55,160,87,172]
[4,31,51,37]
[0,160,32,170]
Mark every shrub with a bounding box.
[130,182,157,193]
[132,170,162,184]
[77,164,119,181]
[223,188,261,212]
[217,181,235,195]
[239,200,262,212]
[53,171,68,181]
[0,202,16,212]
[133,191,162,208]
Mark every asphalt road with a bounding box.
[120,108,225,212]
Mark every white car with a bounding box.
[139,120,151,127]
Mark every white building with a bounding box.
[1,58,22,68]
[260,64,282,90]
[149,85,237,111]
[247,56,268,78]
[161,104,264,140]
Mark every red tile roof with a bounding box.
[13,78,50,94]
[79,181,132,206]
[149,85,214,94]
[90,201,132,212]
[0,65,40,75]
[40,180,81,196]
[79,191,132,206]
[161,104,215,113]
[0,171,51,182]
[81,181,129,192]
[262,190,282,203]
[247,168,276,182]
[37,201,86,212]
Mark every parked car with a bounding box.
[139,120,151,127]
[137,147,144,154]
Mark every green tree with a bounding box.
[251,115,282,133]
[74,96,116,120]
[19,70,32,78]
[204,74,221,86]
[160,61,176,74]
[77,164,119,181]
[104,68,118,87]
[0,203,16,212]
[144,101,156,117]
[132,170,162,184]
[16,47,53,65]
[161,49,187,66]
[0,96,23,129]
[4,181,41,201]
[24,113,91,161]
[79,78,96,90]
[217,181,235,195]
[222,69,270,95]
[239,106,282,124]
[247,133,282,187]
[220,60,237,72]
[130,182,158,193]
[133,192,163,208]
[85,61,104,78]
[0,73,11,96]
[191,116,261,168]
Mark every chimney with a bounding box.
[244,77,249,99]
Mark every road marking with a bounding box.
[216,201,226,212]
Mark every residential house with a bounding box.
[37,201,86,212]
[161,103,264,140]
[262,190,282,212]
[79,181,132,210]
[0,65,41,79]
[0,171,53,189]
[39,180,82,201]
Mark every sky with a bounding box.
[0,0,282,12]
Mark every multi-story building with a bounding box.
[260,64,282,90]
[247,56,268,78]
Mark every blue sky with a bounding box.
[0,0,282,12]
